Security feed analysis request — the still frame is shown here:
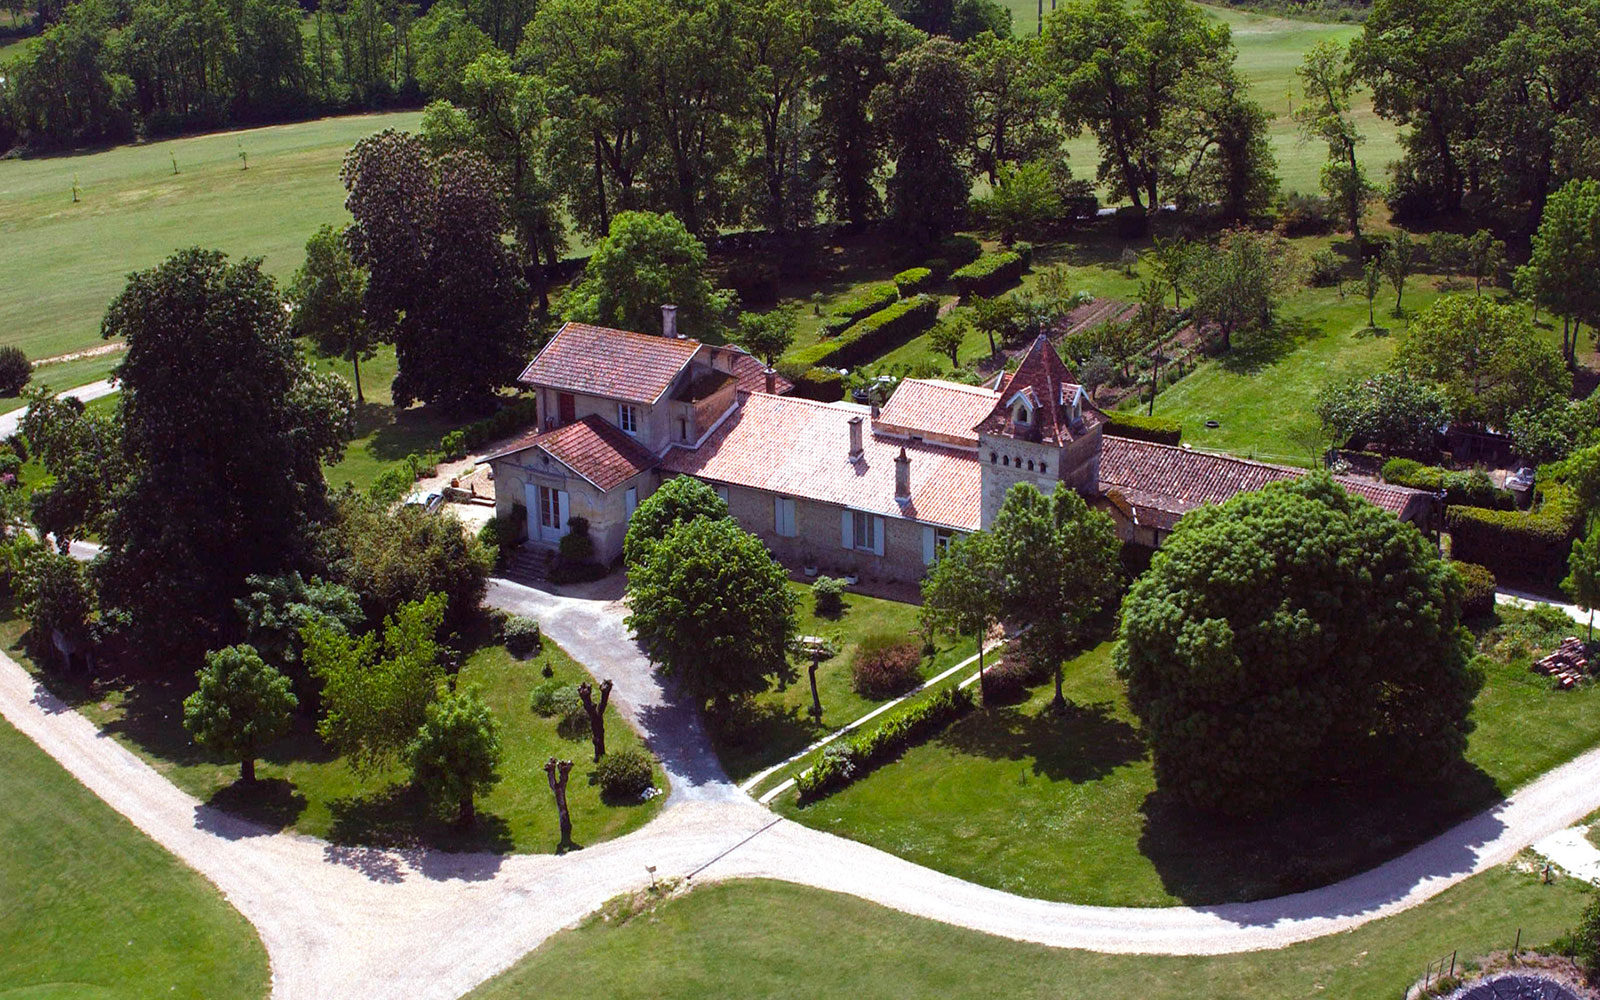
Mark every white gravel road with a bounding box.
[6,576,1600,1000]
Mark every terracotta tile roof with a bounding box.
[516,415,657,492]
[519,322,700,404]
[1099,436,1429,523]
[875,378,999,447]
[730,352,793,396]
[660,393,982,530]
[979,335,1101,445]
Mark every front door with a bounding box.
[557,392,576,426]
[527,483,569,544]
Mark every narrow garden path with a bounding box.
[7,577,1600,999]
[0,378,117,438]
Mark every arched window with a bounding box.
[1027,459,1035,471]
[1002,455,1010,467]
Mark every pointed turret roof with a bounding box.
[976,335,1101,445]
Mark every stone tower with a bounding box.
[976,335,1104,527]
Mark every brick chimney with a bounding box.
[764,367,776,394]
[661,303,679,338]
[848,415,864,461]
[894,446,911,501]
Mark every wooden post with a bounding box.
[1513,927,1521,960]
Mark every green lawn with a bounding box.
[466,869,1587,1000]
[772,606,1600,907]
[0,716,270,999]
[711,582,975,783]
[15,619,665,854]
[0,110,421,368]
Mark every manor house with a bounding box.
[483,312,1435,581]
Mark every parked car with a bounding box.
[403,489,444,513]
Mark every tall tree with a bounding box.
[739,0,827,231]
[921,531,1003,700]
[1294,40,1371,246]
[96,249,353,666]
[1156,60,1277,221]
[343,130,531,411]
[1117,474,1479,816]
[1524,179,1600,365]
[1564,527,1600,642]
[1382,230,1415,315]
[965,32,1057,184]
[872,37,976,241]
[560,211,735,338]
[624,516,798,711]
[408,686,502,827]
[622,475,731,570]
[1394,296,1569,427]
[990,482,1120,712]
[812,0,923,227]
[289,224,378,404]
[182,645,298,784]
[1045,0,1231,212]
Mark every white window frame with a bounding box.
[617,403,640,436]
[625,486,639,521]
[774,496,797,537]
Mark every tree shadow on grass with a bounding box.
[196,777,307,837]
[1137,760,1503,911]
[326,781,514,861]
[709,700,827,784]
[1217,314,1322,375]
[937,698,1145,784]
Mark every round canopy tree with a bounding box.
[1115,473,1479,816]
[621,476,730,570]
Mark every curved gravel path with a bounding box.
[5,576,1600,1000]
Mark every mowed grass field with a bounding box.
[0,109,421,364]
[467,871,1586,1000]
[0,716,269,999]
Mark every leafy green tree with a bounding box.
[1428,232,1468,285]
[1383,230,1415,315]
[966,32,1058,184]
[928,316,969,368]
[1146,237,1197,309]
[1467,229,1505,297]
[1189,229,1290,352]
[17,547,93,649]
[289,224,378,404]
[624,516,798,710]
[560,211,736,338]
[305,593,447,773]
[623,476,731,570]
[872,37,975,242]
[1295,41,1370,246]
[182,645,298,784]
[1155,60,1277,221]
[1524,180,1600,364]
[407,685,502,827]
[1564,528,1600,642]
[1045,0,1232,212]
[812,0,924,227]
[343,130,531,412]
[739,0,828,232]
[96,248,354,667]
[1573,893,1600,980]
[409,1,493,103]
[991,482,1121,712]
[976,159,1062,244]
[236,572,364,690]
[736,308,799,367]
[1315,370,1449,453]
[1507,395,1600,466]
[1116,473,1480,815]
[969,294,1021,355]
[1394,296,1569,427]
[19,388,124,549]
[920,531,1003,700]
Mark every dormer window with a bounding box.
[1012,400,1031,426]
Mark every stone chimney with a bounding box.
[894,446,911,501]
[764,367,776,394]
[661,303,679,338]
[848,415,864,461]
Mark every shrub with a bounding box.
[979,656,1045,705]
[1308,248,1343,287]
[819,314,855,339]
[851,632,923,699]
[406,451,437,478]
[477,507,524,560]
[1113,205,1148,239]
[1570,894,1600,980]
[1102,411,1181,445]
[834,295,940,367]
[1381,457,1429,485]
[1013,241,1035,266]
[1275,191,1336,235]
[952,252,1026,298]
[1383,460,1514,510]
[923,257,954,281]
[502,615,542,657]
[559,516,595,565]
[369,465,415,505]
[1446,481,1581,587]
[0,347,30,396]
[812,576,845,617]
[1452,561,1497,619]
[439,430,467,460]
[794,685,974,801]
[936,234,982,268]
[785,365,844,402]
[894,267,934,296]
[529,680,586,735]
[594,748,654,800]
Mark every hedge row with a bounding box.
[783,365,844,402]
[894,266,935,296]
[952,251,1026,297]
[1381,458,1515,511]
[1451,561,1497,620]
[794,685,974,802]
[1102,411,1181,446]
[821,282,899,336]
[938,234,983,269]
[786,294,941,381]
[1446,481,1581,587]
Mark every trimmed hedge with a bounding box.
[894,267,935,296]
[825,282,899,330]
[794,685,974,802]
[1381,459,1514,511]
[1103,411,1181,446]
[833,295,940,367]
[1446,481,1581,587]
[1451,561,1497,620]
[786,366,845,402]
[937,234,982,269]
[952,251,1026,298]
